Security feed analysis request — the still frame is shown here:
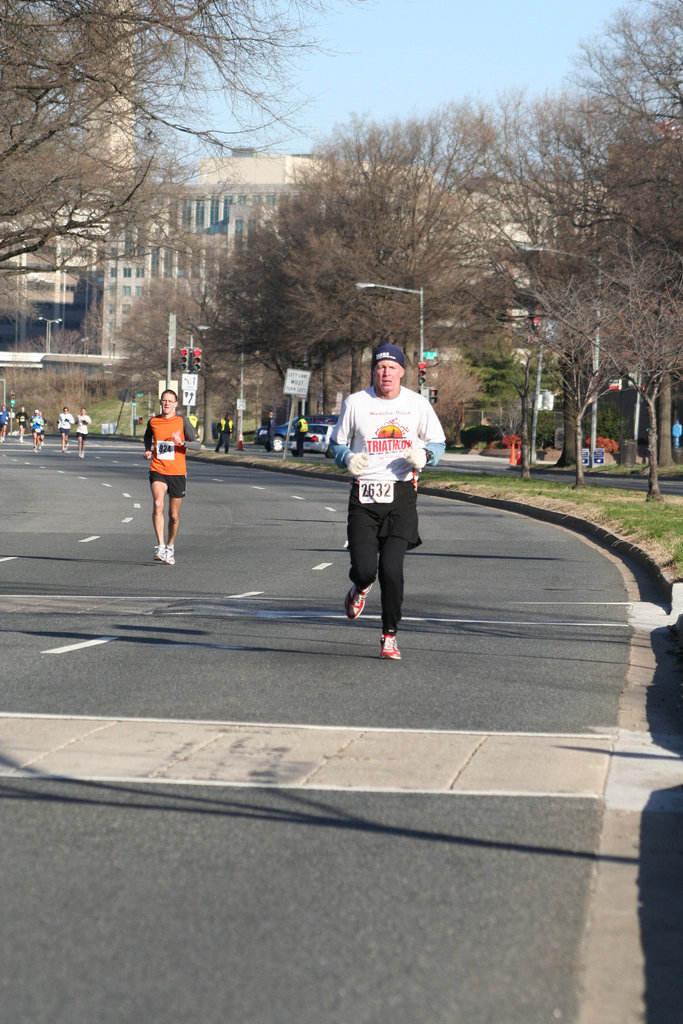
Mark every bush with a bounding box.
[586,435,619,454]
[501,433,521,449]
[460,424,501,449]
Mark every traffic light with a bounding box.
[429,388,438,405]
[10,391,15,408]
[180,348,189,371]
[417,361,426,388]
[192,348,202,372]
[138,416,143,425]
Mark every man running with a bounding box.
[16,406,28,442]
[75,407,92,458]
[58,407,75,452]
[31,409,45,451]
[0,405,9,442]
[143,389,201,565]
[329,343,446,660]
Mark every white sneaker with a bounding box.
[154,544,166,562]
[164,546,175,565]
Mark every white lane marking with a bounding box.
[102,482,112,488]
[225,591,264,598]
[325,507,337,512]
[78,536,100,543]
[134,503,141,508]
[292,495,305,501]
[42,637,116,654]
[56,470,65,474]
[518,601,631,607]
[122,517,133,523]
[78,476,87,480]
[252,486,265,490]
[312,562,333,571]
[122,492,131,498]
[0,556,18,563]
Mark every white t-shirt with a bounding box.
[332,386,446,483]
[76,414,92,434]
[58,412,75,431]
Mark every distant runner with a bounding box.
[76,408,92,459]
[143,389,201,565]
[58,407,75,452]
[0,405,9,443]
[31,409,45,452]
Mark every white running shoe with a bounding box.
[154,544,166,562]
[164,546,175,565]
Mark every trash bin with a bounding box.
[620,439,637,467]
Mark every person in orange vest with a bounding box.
[143,389,201,565]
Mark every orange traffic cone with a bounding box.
[508,442,516,465]
[237,431,243,451]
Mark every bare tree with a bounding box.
[0,0,351,270]
[526,265,615,489]
[602,246,683,500]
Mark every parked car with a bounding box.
[254,422,289,452]
[289,418,338,457]
[256,416,339,455]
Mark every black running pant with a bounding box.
[349,534,409,634]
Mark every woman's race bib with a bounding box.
[358,480,394,504]
[156,440,176,460]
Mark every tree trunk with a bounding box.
[645,394,663,501]
[556,380,577,468]
[350,344,365,394]
[519,364,531,480]
[658,374,673,467]
[573,418,585,489]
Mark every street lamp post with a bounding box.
[355,282,424,381]
[38,317,62,354]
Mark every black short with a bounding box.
[348,479,421,550]
[149,471,187,499]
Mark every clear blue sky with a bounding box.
[211,0,626,153]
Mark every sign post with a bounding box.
[181,372,198,409]
[282,369,311,459]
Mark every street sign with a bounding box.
[181,373,198,391]
[183,389,197,407]
[593,447,605,466]
[236,398,246,411]
[158,379,178,399]
[423,350,438,360]
[283,368,311,397]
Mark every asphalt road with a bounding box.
[0,437,645,1023]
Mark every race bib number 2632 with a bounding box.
[359,480,394,504]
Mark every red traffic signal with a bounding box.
[417,361,426,387]
[192,348,202,372]
[180,348,189,371]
